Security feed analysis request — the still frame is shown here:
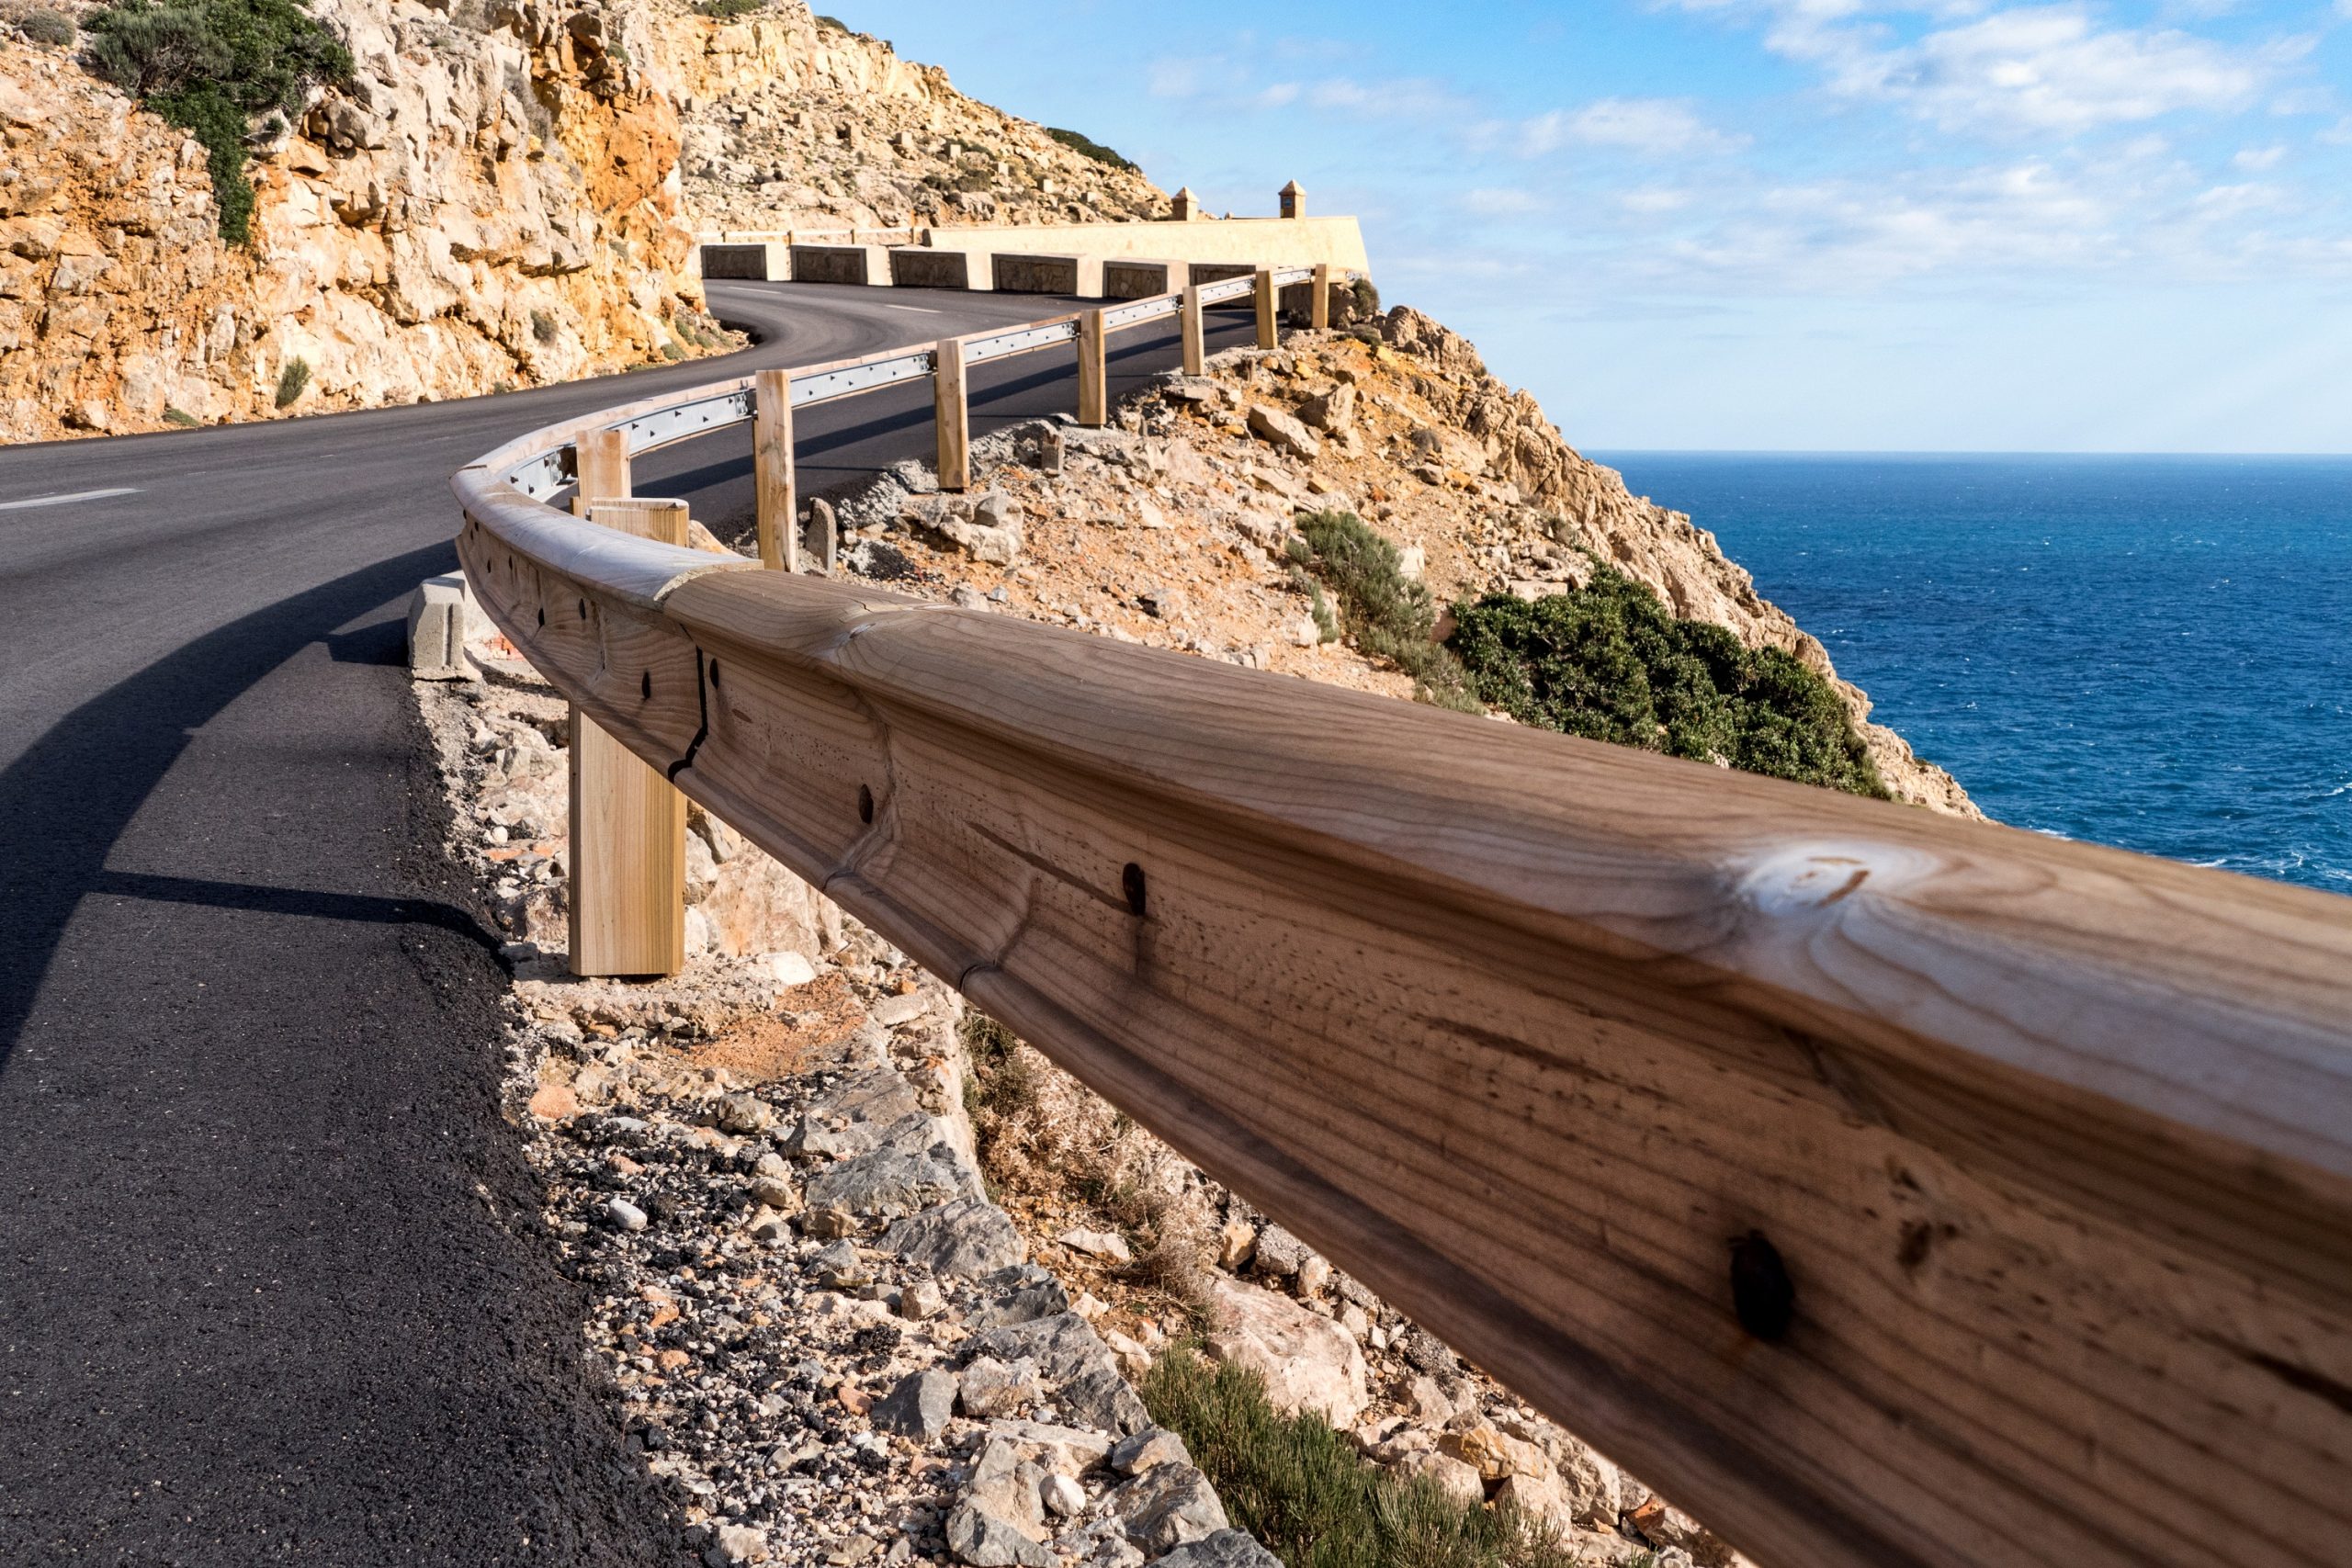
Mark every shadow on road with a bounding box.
[0,541,483,1065]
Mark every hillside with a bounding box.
[0,0,1161,441]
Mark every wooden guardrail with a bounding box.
[450,267,2352,1568]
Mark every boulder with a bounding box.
[1203,1278,1369,1425]
[884,1195,1027,1278]
[805,1142,971,1219]
[959,1355,1045,1419]
[1153,1531,1283,1568]
[1106,1462,1228,1553]
[1109,1427,1191,1476]
[1393,1448,1485,1506]
[1245,403,1320,459]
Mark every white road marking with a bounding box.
[0,487,141,512]
[875,302,945,314]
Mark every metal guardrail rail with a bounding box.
[450,266,2352,1568]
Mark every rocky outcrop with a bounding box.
[0,0,728,443]
[630,0,1164,234]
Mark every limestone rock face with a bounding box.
[0,0,719,443]
[636,1,1166,234]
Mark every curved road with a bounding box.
[0,281,1258,1563]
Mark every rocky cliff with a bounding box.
[0,0,727,441]
[0,0,1160,443]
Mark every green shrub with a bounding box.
[20,6,75,45]
[1142,1348,1580,1568]
[1447,565,1888,796]
[1351,276,1380,319]
[1286,509,1477,710]
[82,0,351,243]
[812,11,845,30]
[530,308,559,345]
[161,405,200,427]
[273,355,309,408]
[1046,126,1139,174]
[694,0,763,17]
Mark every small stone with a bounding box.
[1216,1220,1257,1269]
[1039,1472,1084,1517]
[750,1175,802,1213]
[874,1368,958,1440]
[764,950,818,987]
[605,1198,648,1233]
[1295,1255,1330,1297]
[944,1503,1051,1568]
[707,1522,770,1565]
[802,1204,858,1239]
[1244,403,1320,459]
[1058,1227,1133,1262]
[897,1279,946,1321]
[958,1355,1044,1418]
[1109,1427,1190,1476]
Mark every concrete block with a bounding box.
[788,243,889,286]
[991,252,1097,295]
[888,247,978,289]
[700,242,787,280]
[1103,258,1188,299]
[408,572,475,680]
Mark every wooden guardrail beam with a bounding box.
[753,368,795,571]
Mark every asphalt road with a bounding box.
[0,280,1260,1564]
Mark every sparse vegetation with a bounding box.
[161,405,200,427]
[1285,509,1477,710]
[530,308,559,345]
[81,0,351,243]
[812,11,845,31]
[1351,276,1380,320]
[18,6,74,45]
[1046,126,1138,174]
[273,355,310,408]
[1447,565,1889,797]
[1142,1348,1586,1568]
[694,0,764,17]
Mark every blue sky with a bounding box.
[836,2,2352,452]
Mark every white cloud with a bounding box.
[2232,143,2285,171]
[1518,97,1748,158]
[1681,3,2281,135]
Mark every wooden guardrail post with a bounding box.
[1181,284,1205,377]
[1253,268,1277,349]
[1311,263,1332,332]
[566,434,685,978]
[753,367,796,571]
[934,336,969,491]
[1077,308,1108,427]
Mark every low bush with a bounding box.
[1286,509,1477,711]
[20,6,75,45]
[812,11,845,31]
[161,405,200,427]
[82,0,351,243]
[1045,126,1138,174]
[1142,1348,1586,1568]
[694,0,763,17]
[273,356,310,408]
[529,308,559,345]
[1447,566,1888,797]
[1350,277,1379,320]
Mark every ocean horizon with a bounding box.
[1593,450,2352,896]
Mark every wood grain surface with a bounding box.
[452,394,2352,1568]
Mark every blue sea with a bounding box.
[1594,454,2352,896]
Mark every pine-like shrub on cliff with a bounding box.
[82,0,351,243]
[1046,126,1140,174]
[1286,509,1478,712]
[1447,567,1889,798]
[1142,1348,1592,1568]
[19,6,75,46]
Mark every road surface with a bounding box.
[0,280,1258,1563]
